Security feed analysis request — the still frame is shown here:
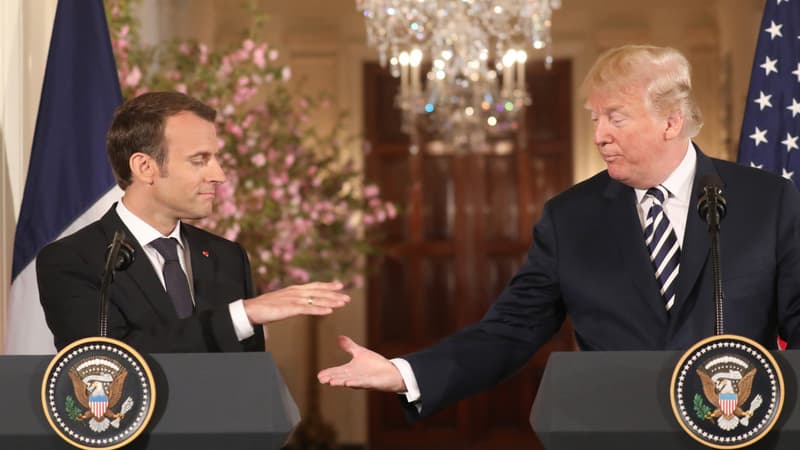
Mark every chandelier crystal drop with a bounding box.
[357,0,561,154]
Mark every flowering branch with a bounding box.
[105,0,396,290]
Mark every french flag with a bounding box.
[4,0,123,354]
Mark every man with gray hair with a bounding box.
[318,45,800,421]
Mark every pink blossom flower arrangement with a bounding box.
[106,0,396,290]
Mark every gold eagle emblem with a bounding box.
[67,357,134,433]
[697,365,761,430]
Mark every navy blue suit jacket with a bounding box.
[37,206,265,353]
[403,149,800,419]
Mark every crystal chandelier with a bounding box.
[357,0,561,154]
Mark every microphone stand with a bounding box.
[708,215,724,335]
[700,184,726,335]
[99,230,127,337]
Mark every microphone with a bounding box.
[106,238,136,271]
[99,231,135,337]
[697,175,726,231]
[696,175,726,335]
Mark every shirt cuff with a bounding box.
[390,357,422,405]
[229,299,255,341]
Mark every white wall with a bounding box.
[0,0,57,351]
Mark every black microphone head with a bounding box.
[699,174,724,189]
[106,240,136,271]
[697,174,727,224]
[116,241,136,270]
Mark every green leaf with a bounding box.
[693,393,712,420]
[65,395,82,421]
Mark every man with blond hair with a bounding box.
[318,45,800,421]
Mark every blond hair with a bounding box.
[581,45,703,138]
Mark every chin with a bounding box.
[607,167,626,181]
[184,209,211,221]
[607,170,638,188]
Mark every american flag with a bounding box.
[738,0,800,350]
[738,0,800,187]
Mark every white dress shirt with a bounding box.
[391,142,699,406]
[116,201,256,341]
[634,142,697,244]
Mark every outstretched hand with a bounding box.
[317,336,407,392]
[243,281,350,325]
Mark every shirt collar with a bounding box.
[116,199,185,249]
[635,142,697,204]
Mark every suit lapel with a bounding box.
[182,224,216,309]
[99,207,178,321]
[604,179,668,322]
[668,150,717,329]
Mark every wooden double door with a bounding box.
[364,59,575,450]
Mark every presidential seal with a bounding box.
[670,334,784,449]
[41,337,156,450]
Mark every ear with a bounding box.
[663,110,685,140]
[129,152,159,185]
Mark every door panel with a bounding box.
[364,60,575,450]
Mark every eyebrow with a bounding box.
[585,101,625,111]
[590,106,629,117]
[187,150,215,159]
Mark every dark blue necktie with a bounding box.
[643,186,681,312]
[150,237,194,318]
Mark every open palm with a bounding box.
[317,336,406,392]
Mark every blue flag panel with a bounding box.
[11,0,121,279]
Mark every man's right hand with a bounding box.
[317,335,407,393]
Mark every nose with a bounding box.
[208,156,227,183]
[593,117,611,148]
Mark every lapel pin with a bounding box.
[202,250,209,257]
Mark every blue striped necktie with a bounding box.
[643,186,680,312]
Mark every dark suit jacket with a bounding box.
[37,206,265,353]
[403,149,800,419]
